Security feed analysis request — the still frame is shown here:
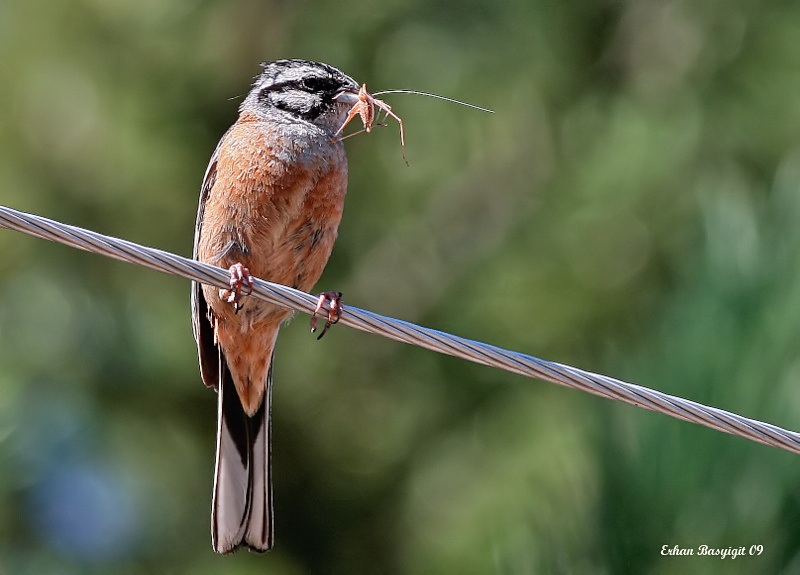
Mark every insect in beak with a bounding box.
[333,84,407,163]
[333,83,492,166]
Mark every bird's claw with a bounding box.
[310,291,343,340]
[219,263,254,313]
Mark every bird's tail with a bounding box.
[211,353,273,553]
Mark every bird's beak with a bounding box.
[334,89,360,106]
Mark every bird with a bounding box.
[191,59,361,553]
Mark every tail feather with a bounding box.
[212,353,274,553]
[244,391,272,549]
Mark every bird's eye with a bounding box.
[301,77,334,94]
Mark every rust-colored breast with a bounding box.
[196,113,348,413]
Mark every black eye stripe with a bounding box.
[259,80,293,94]
[260,77,339,96]
[301,76,338,93]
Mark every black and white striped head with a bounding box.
[241,59,360,132]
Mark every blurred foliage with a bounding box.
[1,0,800,573]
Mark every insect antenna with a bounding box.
[371,90,494,114]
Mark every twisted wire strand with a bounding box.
[1,204,799,455]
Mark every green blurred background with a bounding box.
[1,0,800,573]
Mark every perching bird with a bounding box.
[191,59,360,553]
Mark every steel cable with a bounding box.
[2,204,798,455]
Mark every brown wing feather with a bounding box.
[191,134,226,390]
